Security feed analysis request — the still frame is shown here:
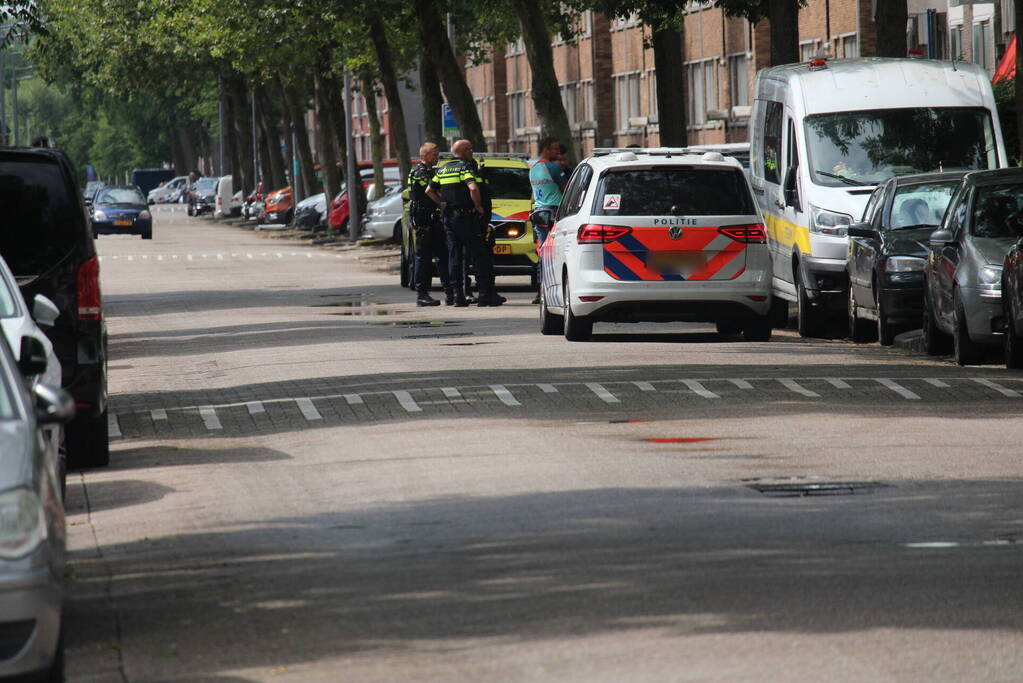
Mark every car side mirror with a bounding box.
[32,295,60,329]
[783,166,800,208]
[33,383,76,424]
[929,229,955,247]
[847,223,880,239]
[18,336,48,377]
[530,208,554,229]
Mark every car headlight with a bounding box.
[0,488,47,559]
[809,205,852,237]
[885,256,926,272]
[138,210,152,220]
[93,210,107,221]
[978,265,1003,285]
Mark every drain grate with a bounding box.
[748,481,890,497]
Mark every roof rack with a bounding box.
[437,152,530,159]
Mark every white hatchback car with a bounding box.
[538,148,773,341]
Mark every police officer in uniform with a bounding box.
[408,142,450,306]
[427,139,504,307]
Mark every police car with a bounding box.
[537,148,773,341]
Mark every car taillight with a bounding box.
[77,256,102,321]
[718,224,767,244]
[577,224,633,244]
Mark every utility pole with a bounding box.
[251,89,258,190]
[217,74,225,176]
[344,72,360,242]
[0,50,7,146]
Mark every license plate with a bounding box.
[113,219,133,226]
[493,245,512,255]
[648,251,705,273]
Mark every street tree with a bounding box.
[715,0,805,66]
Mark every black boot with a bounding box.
[444,287,455,306]
[453,287,469,307]
[417,290,440,307]
[477,291,506,307]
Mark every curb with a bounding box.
[893,329,925,353]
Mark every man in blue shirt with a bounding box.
[529,137,569,303]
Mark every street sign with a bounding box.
[442,103,459,139]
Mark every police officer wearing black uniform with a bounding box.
[408,142,451,306]
[426,139,504,307]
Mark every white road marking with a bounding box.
[924,378,949,388]
[876,378,920,400]
[247,253,253,259]
[151,409,167,421]
[729,379,753,390]
[187,254,193,261]
[296,398,322,421]
[905,542,960,549]
[343,394,363,405]
[141,255,148,260]
[827,379,851,389]
[633,381,656,392]
[490,384,521,406]
[586,382,620,403]
[537,383,558,393]
[246,401,265,415]
[276,253,283,259]
[108,413,122,438]
[682,379,719,399]
[127,256,133,261]
[778,379,820,398]
[157,255,163,261]
[973,378,1021,398]
[394,390,422,413]
[441,387,462,398]
[217,253,224,260]
[199,406,222,430]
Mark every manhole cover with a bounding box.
[748,481,890,497]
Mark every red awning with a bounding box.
[994,34,1016,82]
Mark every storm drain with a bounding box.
[748,481,891,497]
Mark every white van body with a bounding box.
[214,175,242,218]
[749,58,1007,335]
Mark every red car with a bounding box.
[329,181,396,231]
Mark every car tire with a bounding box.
[141,229,153,240]
[399,247,410,288]
[1006,299,1023,369]
[796,270,823,338]
[953,289,984,366]
[742,316,773,342]
[921,284,950,355]
[716,320,742,337]
[563,278,592,342]
[66,409,110,469]
[877,292,895,346]
[539,285,563,336]
[847,286,874,343]
[769,295,789,329]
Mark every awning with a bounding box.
[993,34,1016,82]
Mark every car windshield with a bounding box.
[971,182,1023,238]
[481,166,531,200]
[0,156,81,275]
[96,187,145,204]
[805,107,998,187]
[0,363,16,419]
[889,181,960,229]
[195,178,217,191]
[595,167,755,216]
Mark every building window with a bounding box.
[972,20,991,70]
[509,91,526,135]
[561,82,578,125]
[800,39,822,62]
[728,54,749,108]
[840,33,859,58]
[687,59,718,127]
[611,13,639,31]
[580,80,595,123]
[646,69,658,118]
[614,72,641,131]
[580,10,593,38]
[950,25,963,59]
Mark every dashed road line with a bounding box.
[585,382,620,403]
[199,406,222,430]
[490,384,521,407]
[729,379,753,390]
[633,381,656,392]
[682,379,719,399]
[296,398,323,421]
[778,379,820,398]
[343,393,364,405]
[828,379,851,389]
[876,378,920,400]
[246,401,265,415]
[973,378,1021,398]
[151,409,167,421]
[924,378,950,388]
[441,387,462,399]
[394,390,422,413]
[537,383,558,393]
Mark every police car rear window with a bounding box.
[594,167,754,216]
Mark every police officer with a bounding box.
[427,139,504,307]
[408,142,451,306]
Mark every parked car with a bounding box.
[0,331,74,682]
[188,176,218,216]
[82,179,105,203]
[294,192,328,230]
[243,182,264,220]
[91,185,153,239]
[147,175,188,204]
[361,184,404,241]
[922,168,1023,365]
[847,172,966,344]
[330,182,392,233]
[0,146,110,468]
[214,175,243,218]
[260,187,293,224]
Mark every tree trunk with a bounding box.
[223,83,243,182]
[322,73,350,185]
[278,75,318,201]
[362,78,386,201]
[171,125,188,174]
[1016,0,1023,161]
[255,85,287,190]
[511,0,575,164]
[314,71,342,201]
[419,54,446,151]
[650,24,687,147]
[875,0,908,58]
[769,0,800,66]
[368,15,411,185]
[412,0,487,150]
[226,76,254,195]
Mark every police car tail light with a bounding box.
[718,224,766,244]
[577,224,632,244]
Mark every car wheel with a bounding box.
[848,285,874,343]
[399,247,410,288]
[715,320,742,337]
[563,278,592,342]
[539,285,563,336]
[141,229,153,240]
[921,283,950,356]
[876,292,895,346]
[392,221,402,243]
[66,409,110,469]
[742,316,773,342]
[796,269,823,338]
[953,289,984,366]
[1006,298,1023,369]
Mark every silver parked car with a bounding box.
[0,332,74,681]
[922,168,1023,365]
[361,184,405,241]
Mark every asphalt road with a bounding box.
[64,205,1023,682]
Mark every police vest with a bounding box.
[432,160,477,210]
[407,162,435,210]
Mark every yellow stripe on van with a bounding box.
[763,211,811,254]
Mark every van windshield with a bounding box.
[0,156,81,275]
[805,107,997,187]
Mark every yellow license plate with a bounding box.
[493,244,512,255]
[113,219,133,226]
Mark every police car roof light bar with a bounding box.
[591,147,699,157]
[437,152,530,160]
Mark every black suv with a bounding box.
[0,147,110,467]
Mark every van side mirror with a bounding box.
[32,295,60,329]
[847,223,879,239]
[783,166,800,208]
[18,336,48,377]
[929,229,955,247]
